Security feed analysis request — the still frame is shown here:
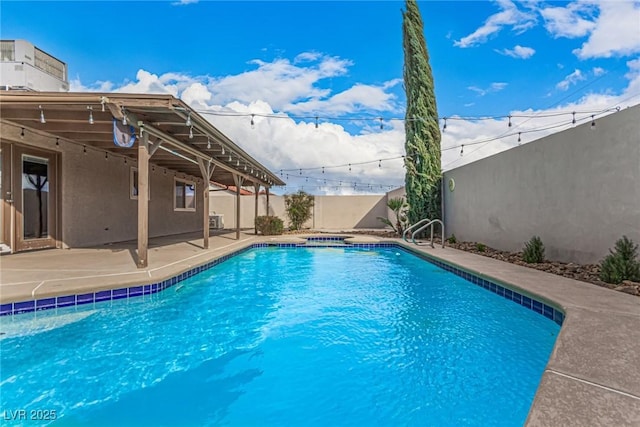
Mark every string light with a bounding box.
[518,132,522,144]
[591,115,596,129]
[460,145,464,156]
[20,127,24,138]
[122,108,128,126]
[105,152,109,160]
[508,115,512,127]
[185,112,192,127]
[55,138,59,146]
[250,114,255,128]
[83,145,87,154]
[39,105,46,124]
[221,146,225,155]
[379,118,383,130]
[378,160,381,168]
[206,137,211,149]
[572,112,576,125]
[442,117,447,132]
[189,126,194,139]
[315,116,319,129]
[88,107,94,125]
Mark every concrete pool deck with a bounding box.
[1,231,638,426]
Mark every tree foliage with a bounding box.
[284,191,315,231]
[402,0,442,224]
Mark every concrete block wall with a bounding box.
[442,105,640,264]
[210,192,394,230]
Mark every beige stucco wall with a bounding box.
[443,104,640,264]
[210,192,391,230]
[2,123,205,248]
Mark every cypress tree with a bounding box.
[402,0,442,224]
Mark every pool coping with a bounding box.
[1,235,639,426]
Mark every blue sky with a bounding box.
[2,0,639,193]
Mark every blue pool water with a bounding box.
[1,247,560,426]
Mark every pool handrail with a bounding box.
[402,218,432,242]
[410,219,445,248]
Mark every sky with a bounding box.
[2,0,639,195]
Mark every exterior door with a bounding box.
[12,144,58,251]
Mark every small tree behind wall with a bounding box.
[284,191,315,231]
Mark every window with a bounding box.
[174,178,196,211]
[130,167,150,200]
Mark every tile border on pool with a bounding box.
[0,242,564,325]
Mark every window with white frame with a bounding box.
[174,178,196,211]
[130,167,150,200]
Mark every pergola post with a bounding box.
[233,174,244,240]
[266,186,270,215]
[198,159,215,249]
[137,130,150,268]
[254,182,260,234]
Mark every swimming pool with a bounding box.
[1,246,560,426]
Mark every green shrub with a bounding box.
[476,242,486,252]
[599,236,640,284]
[446,234,457,244]
[523,236,545,263]
[284,191,314,231]
[255,216,284,236]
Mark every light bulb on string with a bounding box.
[315,116,319,129]
[508,115,512,128]
[55,138,59,146]
[378,160,381,168]
[442,117,447,132]
[322,167,325,174]
[228,154,232,162]
[250,114,255,129]
[122,109,128,126]
[189,126,194,139]
[83,145,87,154]
[185,112,192,127]
[591,115,596,129]
[460,145,464,156]
[221,146,225,155]
[349,164,352,172]
[518,132,522,144]
[39,105,46,124]
[572,112,576,125]
[379,118,384,130]
[206,137,211,150]
[88,107,94,125]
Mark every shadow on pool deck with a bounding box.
[1,232,639,426]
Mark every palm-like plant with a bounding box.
[378,197,409,235]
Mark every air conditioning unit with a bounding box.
[209,214,224,230]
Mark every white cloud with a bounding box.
[592,67,605,76]
[573,1,640,58]
[70,51,640,194]
[496,45,536,59]
[171,0,198,6]
[556,69,586,90]
[454,0,537,48]
[540,2,597,38]
[467,82,508,96]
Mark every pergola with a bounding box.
[0,92,285,267]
